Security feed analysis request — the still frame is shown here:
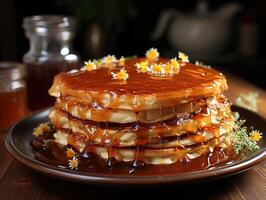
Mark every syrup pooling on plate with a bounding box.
[33,49,262,173]
[33,138,239,175]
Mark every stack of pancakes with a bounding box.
[48,57,235,165]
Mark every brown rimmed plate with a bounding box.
[5,106,266,185]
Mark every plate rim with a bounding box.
[5,106,266,185]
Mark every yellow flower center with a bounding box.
[149,64,166,77]
[151,64,163,73]
[112,69,129,80]
[164,64,173,74]
[117,71,127,80]
[146,48,159,60]
[84,61,96,71]
[68,157,79,170]
[33,123,50,137]
[171,59,180,74]
[137,61,149,73]
[118,56,125,66]
[250,131,262,142]
[170,58,180,68]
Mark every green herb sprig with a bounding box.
[232,119,260,154]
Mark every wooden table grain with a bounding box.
[0,72,265,200]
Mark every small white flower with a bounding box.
[135,61,150,73]
[118,56,126,66]
[68,156,79,170]
[150,64,165,76]
[81,60,97,71]
[178,52,189,62]
[102,55,117,65]
[111,68,129,80]
[33,123,50,137]
[146,48,159,60]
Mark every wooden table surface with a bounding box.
[0,72,265,200]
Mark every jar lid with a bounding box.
[0,62,25,80]
[23,15,76,36]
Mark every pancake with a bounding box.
[49,58,228,111]
[53,130,232,165]
[55,97,196,123]
[50,107,234,148]
[57,122,232,150]
[40,52,237,168]
[54,95,229,123]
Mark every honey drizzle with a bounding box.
[49,94,233,169]
[50,109,232,150]
[132,90,145,169]
[50,57,228,112]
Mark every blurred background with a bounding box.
[0,0,266,129]
[1,0,266,88]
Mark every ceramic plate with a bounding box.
[5,106,266,185]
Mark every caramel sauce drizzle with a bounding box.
[50,100,233,149]
[50,57,228,111]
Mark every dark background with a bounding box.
[0,0,266,89]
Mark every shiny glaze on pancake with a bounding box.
[49,57,228,111]
[49,102,233,148]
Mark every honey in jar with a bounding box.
[0,62,27,130]
[23,15,80,110]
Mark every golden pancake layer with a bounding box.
[49,58,227,111]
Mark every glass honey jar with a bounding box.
[23,15,80,111]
